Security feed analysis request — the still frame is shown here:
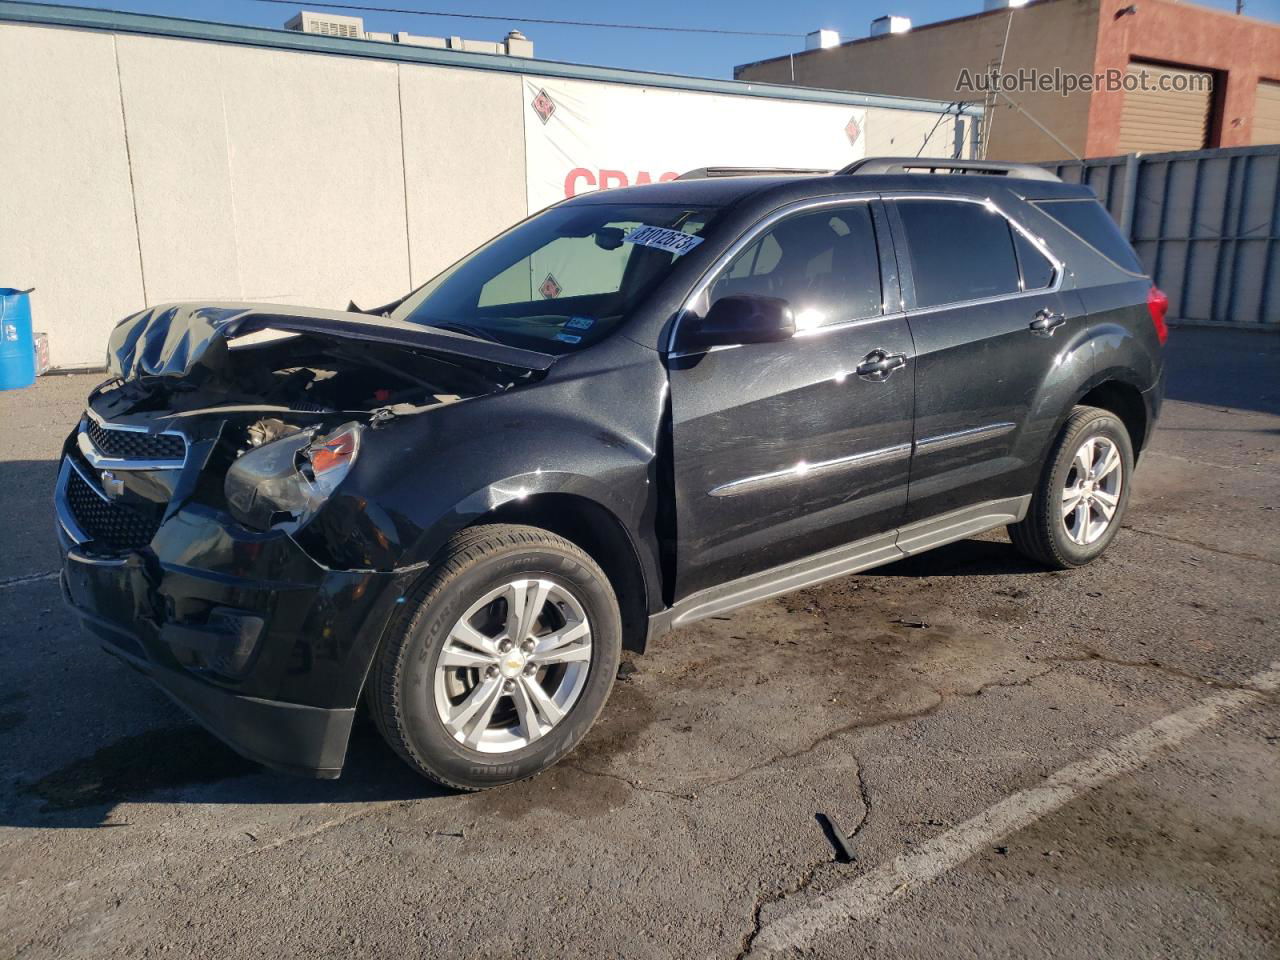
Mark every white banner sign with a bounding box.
[522,77,866,214]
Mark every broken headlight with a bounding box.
[224,422,363,531]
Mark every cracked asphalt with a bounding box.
[1,327,1277,959]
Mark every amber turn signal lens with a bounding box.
[309,429,358,475]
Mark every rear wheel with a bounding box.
[369,524,621,790]
[1009,405,1134,569]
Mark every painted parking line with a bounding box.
[751,661,1280,955]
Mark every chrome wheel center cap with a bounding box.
[499,651,527,679]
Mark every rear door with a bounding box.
[667,199,915,599]
[885,195,1086,523]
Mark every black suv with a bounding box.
[56,158,1167,789]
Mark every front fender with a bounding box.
[397,462,653,573]
[313,343,668,579]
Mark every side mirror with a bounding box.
[681,295,795,349]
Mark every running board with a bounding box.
[647,496,1030,643]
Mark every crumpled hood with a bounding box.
[107,301,556,380]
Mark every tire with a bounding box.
[1008,405,1135,569]
[368,523,621,790]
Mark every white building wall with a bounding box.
[0,18,968,370]
[399,67,528,288]
[0,24,146,370]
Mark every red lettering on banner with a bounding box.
[599,169,629,190]
[564,168,596,197]
[563,169,684,198]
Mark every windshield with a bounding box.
[392,203,720,353]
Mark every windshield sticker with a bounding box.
[623,225,704,257]
[566,316,595,330]
[554,332,582,344]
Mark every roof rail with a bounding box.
[837,157,1061,182]
[676,166,832,180]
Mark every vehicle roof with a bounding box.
[566,172,1096,209]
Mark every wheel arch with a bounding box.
[476,493,653,654]
[1075,378,1149,456]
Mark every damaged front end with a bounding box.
[56,302,553,776]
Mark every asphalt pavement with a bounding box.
[0,326,1276,959]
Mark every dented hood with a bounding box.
[107,302,557,380]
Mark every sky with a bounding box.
[32,0,1280,79]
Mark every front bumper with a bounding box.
[57,483,409,779]
[64,574,354,777]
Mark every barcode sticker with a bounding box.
[623,225,704,257]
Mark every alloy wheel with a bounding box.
[1061,435,1123,546]
[434,578,593,753]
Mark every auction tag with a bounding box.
[623,225,704,257]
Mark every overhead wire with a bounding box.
[241,0,806,38]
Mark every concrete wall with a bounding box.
[0,25,146,370]
[399,67,527,287]
[0,17,962,369]
[0,23,527,368]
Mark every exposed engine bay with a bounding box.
[64,303,553,559]
[98,330,523,417]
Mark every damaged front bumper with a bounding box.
[56,452,409,779]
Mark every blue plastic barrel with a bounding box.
[0,288,37,390]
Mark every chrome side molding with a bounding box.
[708,442,912,498]
[915,421,1016,454]
[708,422,1015,498]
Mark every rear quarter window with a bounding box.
[894,199,1021,309]
[1033,199,1145,275]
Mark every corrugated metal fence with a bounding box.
[1046,145,1279,326]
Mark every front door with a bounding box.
[667,199,915,600]
[885,196,1089,523]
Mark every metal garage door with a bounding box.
[1252,80,1280,145]
[1117,62,1213,153]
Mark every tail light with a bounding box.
[1147,286,1169,345]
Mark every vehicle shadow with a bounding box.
[867,537,1051,579]
[4,719,451,830]
[0,456,62,581]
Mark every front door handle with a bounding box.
[1030,308,1066,337]
[856,349,907,382]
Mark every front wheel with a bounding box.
[368,524,621,790]
[1009,405,1135,569]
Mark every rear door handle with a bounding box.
[856,349,907,381]
[1030,308,1066,336]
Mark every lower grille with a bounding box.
[64,465,162,551]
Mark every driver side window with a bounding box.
[708,204,883,330]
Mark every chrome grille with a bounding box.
[63,464,162,551]
[84,418,186,462]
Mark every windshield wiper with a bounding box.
[428,321,502,344]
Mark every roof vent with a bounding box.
[870,15,912,36]
[805,29,841,50]
[284,10,365,38]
